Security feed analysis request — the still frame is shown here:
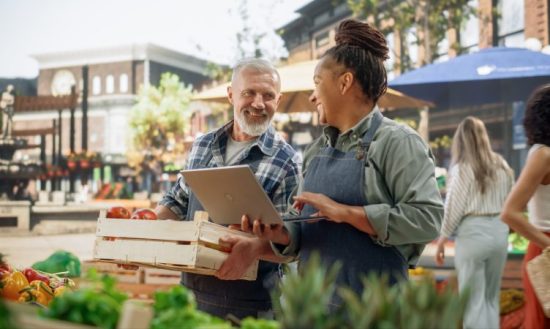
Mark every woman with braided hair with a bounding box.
[238,19,443,306]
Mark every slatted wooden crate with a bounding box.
[81,260,144,284]
[92,211,258,281]
[143,268,181,285]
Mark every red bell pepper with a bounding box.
[22,268,50,285]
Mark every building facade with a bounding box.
[279,0,550,171]
[12,43,212,161]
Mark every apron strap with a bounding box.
[356,110,383,162]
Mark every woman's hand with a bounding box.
[293,192,377,235]
[293,192,345,223]
[435,237,447,266]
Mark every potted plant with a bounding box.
[274,254,468,329]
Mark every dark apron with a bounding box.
[299,111,407,306]
[182,145,280,319]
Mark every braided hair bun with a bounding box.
[335,19,389,61]
[325,19,389,102]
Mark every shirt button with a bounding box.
[352,134,357,139]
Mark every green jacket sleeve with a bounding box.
[364,131,443,246]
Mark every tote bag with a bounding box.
[527,247,550,317]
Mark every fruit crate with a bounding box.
[81,260,144,284]
[92,211,258,281]
[143,267,181,285]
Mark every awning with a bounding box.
[194,60,433,112]
[389,47,550,108]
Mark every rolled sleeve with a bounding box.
[157,175,189,220]
[365,132,443,246]
[364,203,391,243]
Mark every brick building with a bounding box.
[279,0,550,171]
[12,43,212,161]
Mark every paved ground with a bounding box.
[0,223,96,269]
[0,221,456,272]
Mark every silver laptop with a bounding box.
[180,165,325,225]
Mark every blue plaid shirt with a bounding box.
[159,120,301,220]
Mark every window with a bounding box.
[92,76,101,95]
[497,0,525,46]
[460,0,479,51]
[385,32,396,80]
[434,36,450,62]
[315,31,330,48]
[106,75,114,94]
[119,74,129,93]
[406,27,418,67]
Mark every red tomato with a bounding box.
[106,206,131,219]
[131,208,158,220]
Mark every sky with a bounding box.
[0,0,313,78]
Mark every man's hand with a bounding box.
[234,215,290,245]
[215,235,260,280]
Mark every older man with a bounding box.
[155,58,300,319]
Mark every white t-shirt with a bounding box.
[528,144,550,232]
[225,137,255,165]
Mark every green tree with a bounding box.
[346,0,476,72]
[128,72,193,167]
[205,0,288,84]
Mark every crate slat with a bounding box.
[96,217,199,241]
[94,238,197,265]
[93,213,259,281]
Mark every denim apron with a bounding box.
[299,111,407,306]
[182,145,279,319]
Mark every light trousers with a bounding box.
[455,215,509,329]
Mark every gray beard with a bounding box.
[234,110,271,137]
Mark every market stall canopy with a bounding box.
[389,47,550,108]
[194,60,433,112]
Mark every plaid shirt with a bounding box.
[159,120,301,220]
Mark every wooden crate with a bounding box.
[81,260,144,284]
[143,268,181,285]
[93,211,258,281]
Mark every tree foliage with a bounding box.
[346,0,476,71]
[128,72,193,166]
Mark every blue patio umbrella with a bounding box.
[389,47,550,108]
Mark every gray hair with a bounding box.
[231,58,281,90]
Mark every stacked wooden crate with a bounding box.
[92,211,258,281]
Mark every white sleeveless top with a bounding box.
[527,144,550,232]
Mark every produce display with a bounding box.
[500,289,524,315]
[508,232,529,253]
[32,250,82,277]
[2,245,469,328]
[41,270,127,329]
[0,253,75,308]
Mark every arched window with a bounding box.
[106,75,115,94]
[119,74,129,93]
[92,76,101,95]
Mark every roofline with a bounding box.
[31,43,215,75]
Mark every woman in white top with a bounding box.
[435,116,514,329]
[502,84,550,329]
